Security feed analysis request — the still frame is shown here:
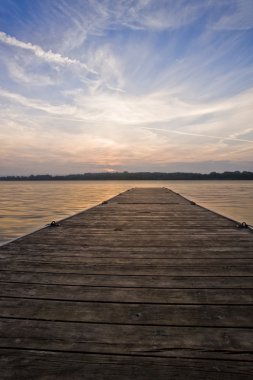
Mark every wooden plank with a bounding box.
[1,350,252,380]
[1,260,252,275]
[3,244,253,259]
[2,248,253,259]
[1,318,253,361]
[2,256,253,266]
[0,271,252,288]
[13,236,253,248]
[0,282,252,304]
[0,298,252,327]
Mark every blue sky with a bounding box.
[0,0,253,175]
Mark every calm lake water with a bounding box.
[0,180,253,245]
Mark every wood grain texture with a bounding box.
[0,187,253,379]
[1,349,253,380]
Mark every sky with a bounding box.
[0,0,253,175]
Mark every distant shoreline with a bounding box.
[1,171,253,181]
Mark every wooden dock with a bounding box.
[0,187,253,379]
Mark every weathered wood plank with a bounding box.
[2,248,253,259]
[1,298,252,327]
[0,282,252,304]
[1,318,253,361]
[2,256,253,266]
[1,350,252,380]
[13,236,253,249]
[3,244,253,259]
[0,271,252,288]
[1,260,252,275]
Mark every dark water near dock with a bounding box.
[0,180,253,245]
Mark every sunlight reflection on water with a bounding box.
[0,180,253,245]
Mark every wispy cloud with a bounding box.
[214,0,253,30]
[0,88,76,116]
[143,127,253,144]
[6,61,55,86]
[0,31,95,73]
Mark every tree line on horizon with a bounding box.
[1,171,253,180]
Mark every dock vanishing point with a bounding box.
[0,188,253,379]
